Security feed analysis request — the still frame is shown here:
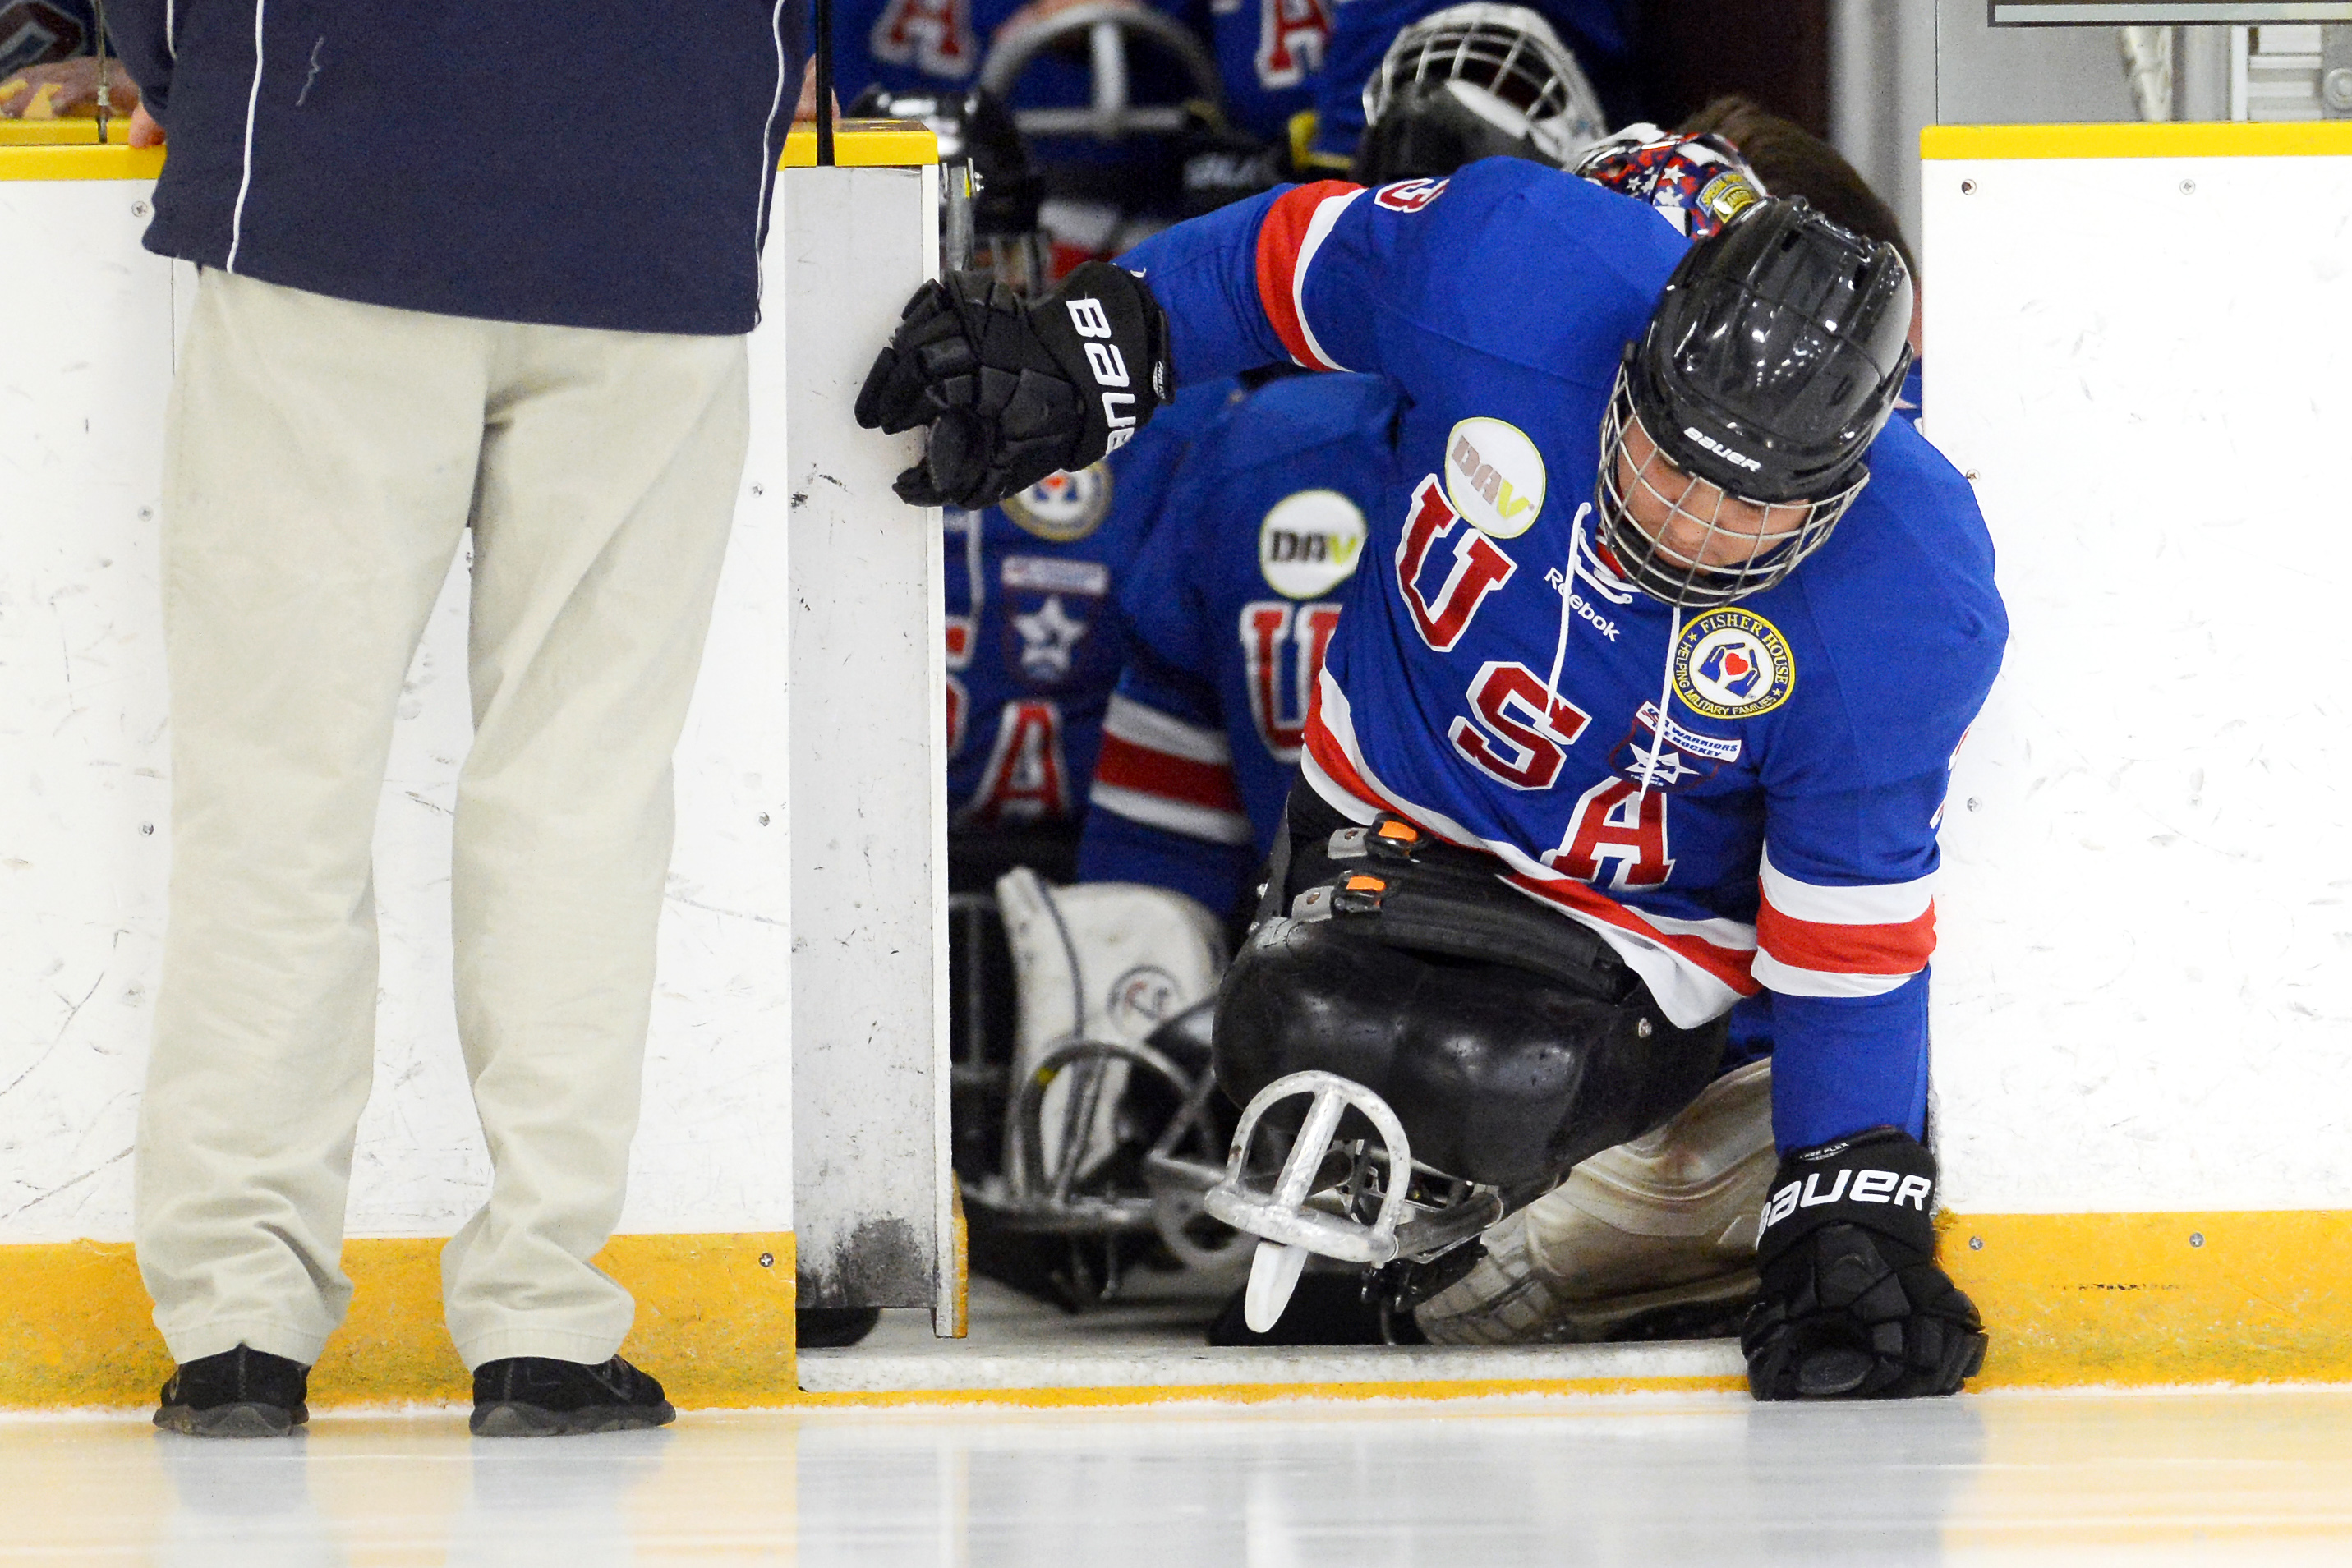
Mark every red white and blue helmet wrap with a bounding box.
[1575,125,1766,240]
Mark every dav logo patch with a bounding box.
[1374,177,1448,214]
[1671,609,1794,719]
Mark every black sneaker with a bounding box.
[154,1345,311,1438]
[470,1354,676,1437]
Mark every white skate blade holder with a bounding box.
[1205,1070,1503,1330]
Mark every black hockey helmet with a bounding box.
[1634,195,1913,504]
[1352,78,1548,184]
[1594,195,1914,607]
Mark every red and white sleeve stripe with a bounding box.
[1089,695,1254,846]
[1254,182,1364,373]
[1751,844,1936,998]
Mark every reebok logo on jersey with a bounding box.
[1759,1168,1934,1234]
[1542,568,1620,641]
[1682,425,1763,473]
[1444,418,1544,539]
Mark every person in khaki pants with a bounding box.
[108,3,794,1436]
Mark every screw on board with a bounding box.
[1969,1236,1983,1251]
[2190,1232,2204,1248]
[1636,1018,1653,1039]
[759,1253,775,1267]
[758,812,771,826]
[138,507,153,521]
[140,823,154,835]
[2179,179,2196,196]
[131,201,150,218]
[1967,798,1982,812]
[1960,179,1976,195]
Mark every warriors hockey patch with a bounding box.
[1672,609,1794,719]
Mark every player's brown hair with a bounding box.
[1677,95,1916,281]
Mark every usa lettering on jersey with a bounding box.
[1240,600,1342,761]
[1254,0,1332,89]
[960,700,1073,826]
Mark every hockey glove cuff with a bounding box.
[1740,1127,1987,1402]
[854,261,1171,509]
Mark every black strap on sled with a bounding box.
[1290,816,1637,1005]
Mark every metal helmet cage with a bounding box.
[1591,357,1871,609]
[1594,195,1914,608]
[1360,2,1608,170]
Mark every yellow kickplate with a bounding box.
[1943,1211,2352,1387]
[780,117,939,168]
[0,1232,794,1409]
[0,142,163,179]
[1924,122,2352,161]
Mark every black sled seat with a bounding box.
[1194,810,1731,1331]
[1214,913,1724,1191]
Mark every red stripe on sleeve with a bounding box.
[1094,732,1245,815]
[1756,899,1938,977]
[1255,181,1358,370]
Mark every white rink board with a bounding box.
[0,172,793,1243]
[1922,149,2352,1213]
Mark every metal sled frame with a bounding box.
[1200,1071,1507,1268]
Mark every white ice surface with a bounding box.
[11,1387,2352,1563]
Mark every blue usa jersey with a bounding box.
[1118,161,2008,1149]
[1077,373,1403,912]
[946,380,1244,826]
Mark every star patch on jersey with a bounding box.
[1671,609,1794,719]
[1003,462,1113,542]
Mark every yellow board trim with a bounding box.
[0,1231,794,1409]
[0,120,938,180]
[16,1212,2352,1408]
[1925,122,2352,161]
[0,142,163,180]
[781,118,938,168]
[1943,1211,2352,1387]
[788,1376,1747,1409]
[0,117,131,145]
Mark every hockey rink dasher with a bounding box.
[6,118,2352,1405]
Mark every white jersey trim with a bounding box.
[1090,782,1255,846]
[1290,187,1364,373]
[1103,693,1233,766]
[1759,844,1934,926]
[1750,950,1917,999]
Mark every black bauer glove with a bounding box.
[854,260,1171,509]
[1740,1127,1987,1401]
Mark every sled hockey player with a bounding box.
[858,144,2004,1398]
[1078,29,1793,1344]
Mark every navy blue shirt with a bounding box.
[107,3,794,335]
